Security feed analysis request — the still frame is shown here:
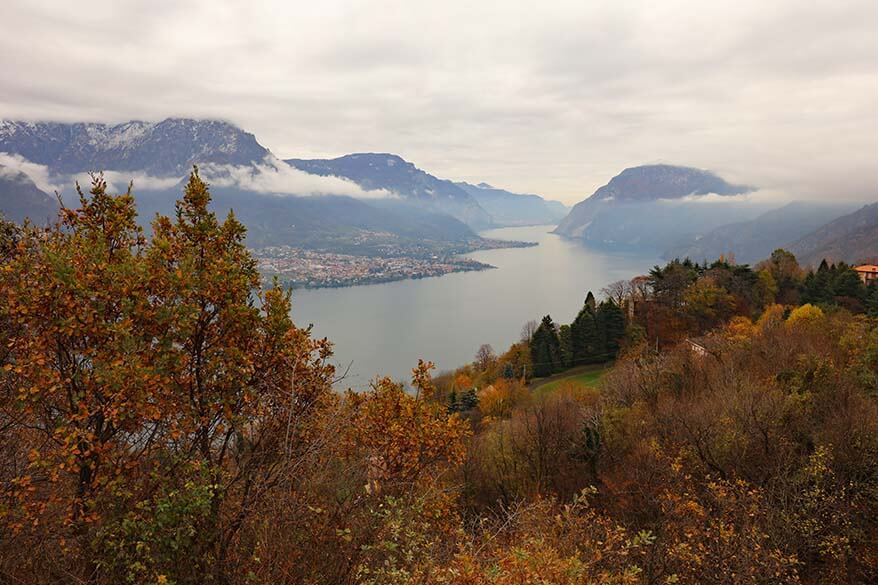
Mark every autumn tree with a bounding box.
[0,171,336,584]
[755,249,803,304]
[0,176,156,580]
[601,279,632,307]
[520,319,538,343]
[474,343,497,372]
[649,259,700,309]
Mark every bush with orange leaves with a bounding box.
[342,361,470,488]
[653,462,800,584]
[477,378,530,420]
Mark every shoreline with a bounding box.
[257,236,538,291]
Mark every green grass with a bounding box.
[531,365,608,397]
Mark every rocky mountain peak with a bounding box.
[0,118,269,176]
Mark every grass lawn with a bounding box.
[531,365,608,397]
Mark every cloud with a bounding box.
[68,170,183,195]
[657,189,795,206]
[1,150,392,200]
[0,152,62,193]
[201,156,394,198]
[0,152,179,199]
[0,0,877,205]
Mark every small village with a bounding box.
[254,246,494,288]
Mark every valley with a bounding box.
[4,3,878,582]
[292,225,659,388]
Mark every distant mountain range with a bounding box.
[553,165,766,251]
[456,182,567,226]
[0,164,57,224]
[0,118,566,249]
[5,120,876,266]
[286,153,493,229]
[0,119,268,176]
[666,201,857,265]
[554,164,878,267]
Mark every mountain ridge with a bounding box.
[552,164,763,252]
[554,164,753,239]
[665,201,856,264]
[0,164,58,224]
[286,153,493,229]
[788,203,878,267]
[0,118,269,176]
[456,181,567,227]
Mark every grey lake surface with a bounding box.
[290,225,661,390]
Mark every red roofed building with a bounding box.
[854,264,878,284]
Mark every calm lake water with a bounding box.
[291,225,660,390]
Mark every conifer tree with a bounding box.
[529,315,561,377]
[559,324,574,369]
[571,303,600,364]
[585,290,597,312]
[596,299,626,360]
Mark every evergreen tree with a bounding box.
[571,303,601,364]
[447,389,459,413]
[529,315,562,377]
[559,324,574,369]
[866,284,878,317]
[649,259,700,308]
[833,263,866,300]
[802,261,866,307]
[459,388,479,410]
[802,261,833,305]
[585,290,596,312]
[596,299,626,360]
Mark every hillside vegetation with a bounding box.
[2,172,878,584]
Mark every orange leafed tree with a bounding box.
[0,171,335,584]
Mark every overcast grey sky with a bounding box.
[1,0,876,204]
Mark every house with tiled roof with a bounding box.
[854,264,878,284]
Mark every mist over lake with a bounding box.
[291,225,660,389]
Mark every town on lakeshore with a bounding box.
[252,236,536,289]
[254,246,495,288]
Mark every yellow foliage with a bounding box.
[786,303,825,328]
[757,303,786,332]
[726,316,756,343]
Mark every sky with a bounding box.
[1,0,877,205]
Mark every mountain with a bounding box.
[0,164,57,224]
[132,181,479,252]
[0,120,490,249]
[456,182,568,227]
[286,154,493,229]
[0,118,269,176]
[788,203,878,267]
[552,165,761,251]
[665,201,856,264]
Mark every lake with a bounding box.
[291,225,660,389]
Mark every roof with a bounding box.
[855,265,878,273]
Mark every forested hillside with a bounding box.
[790,202,878,267]
[2,173,877,584]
